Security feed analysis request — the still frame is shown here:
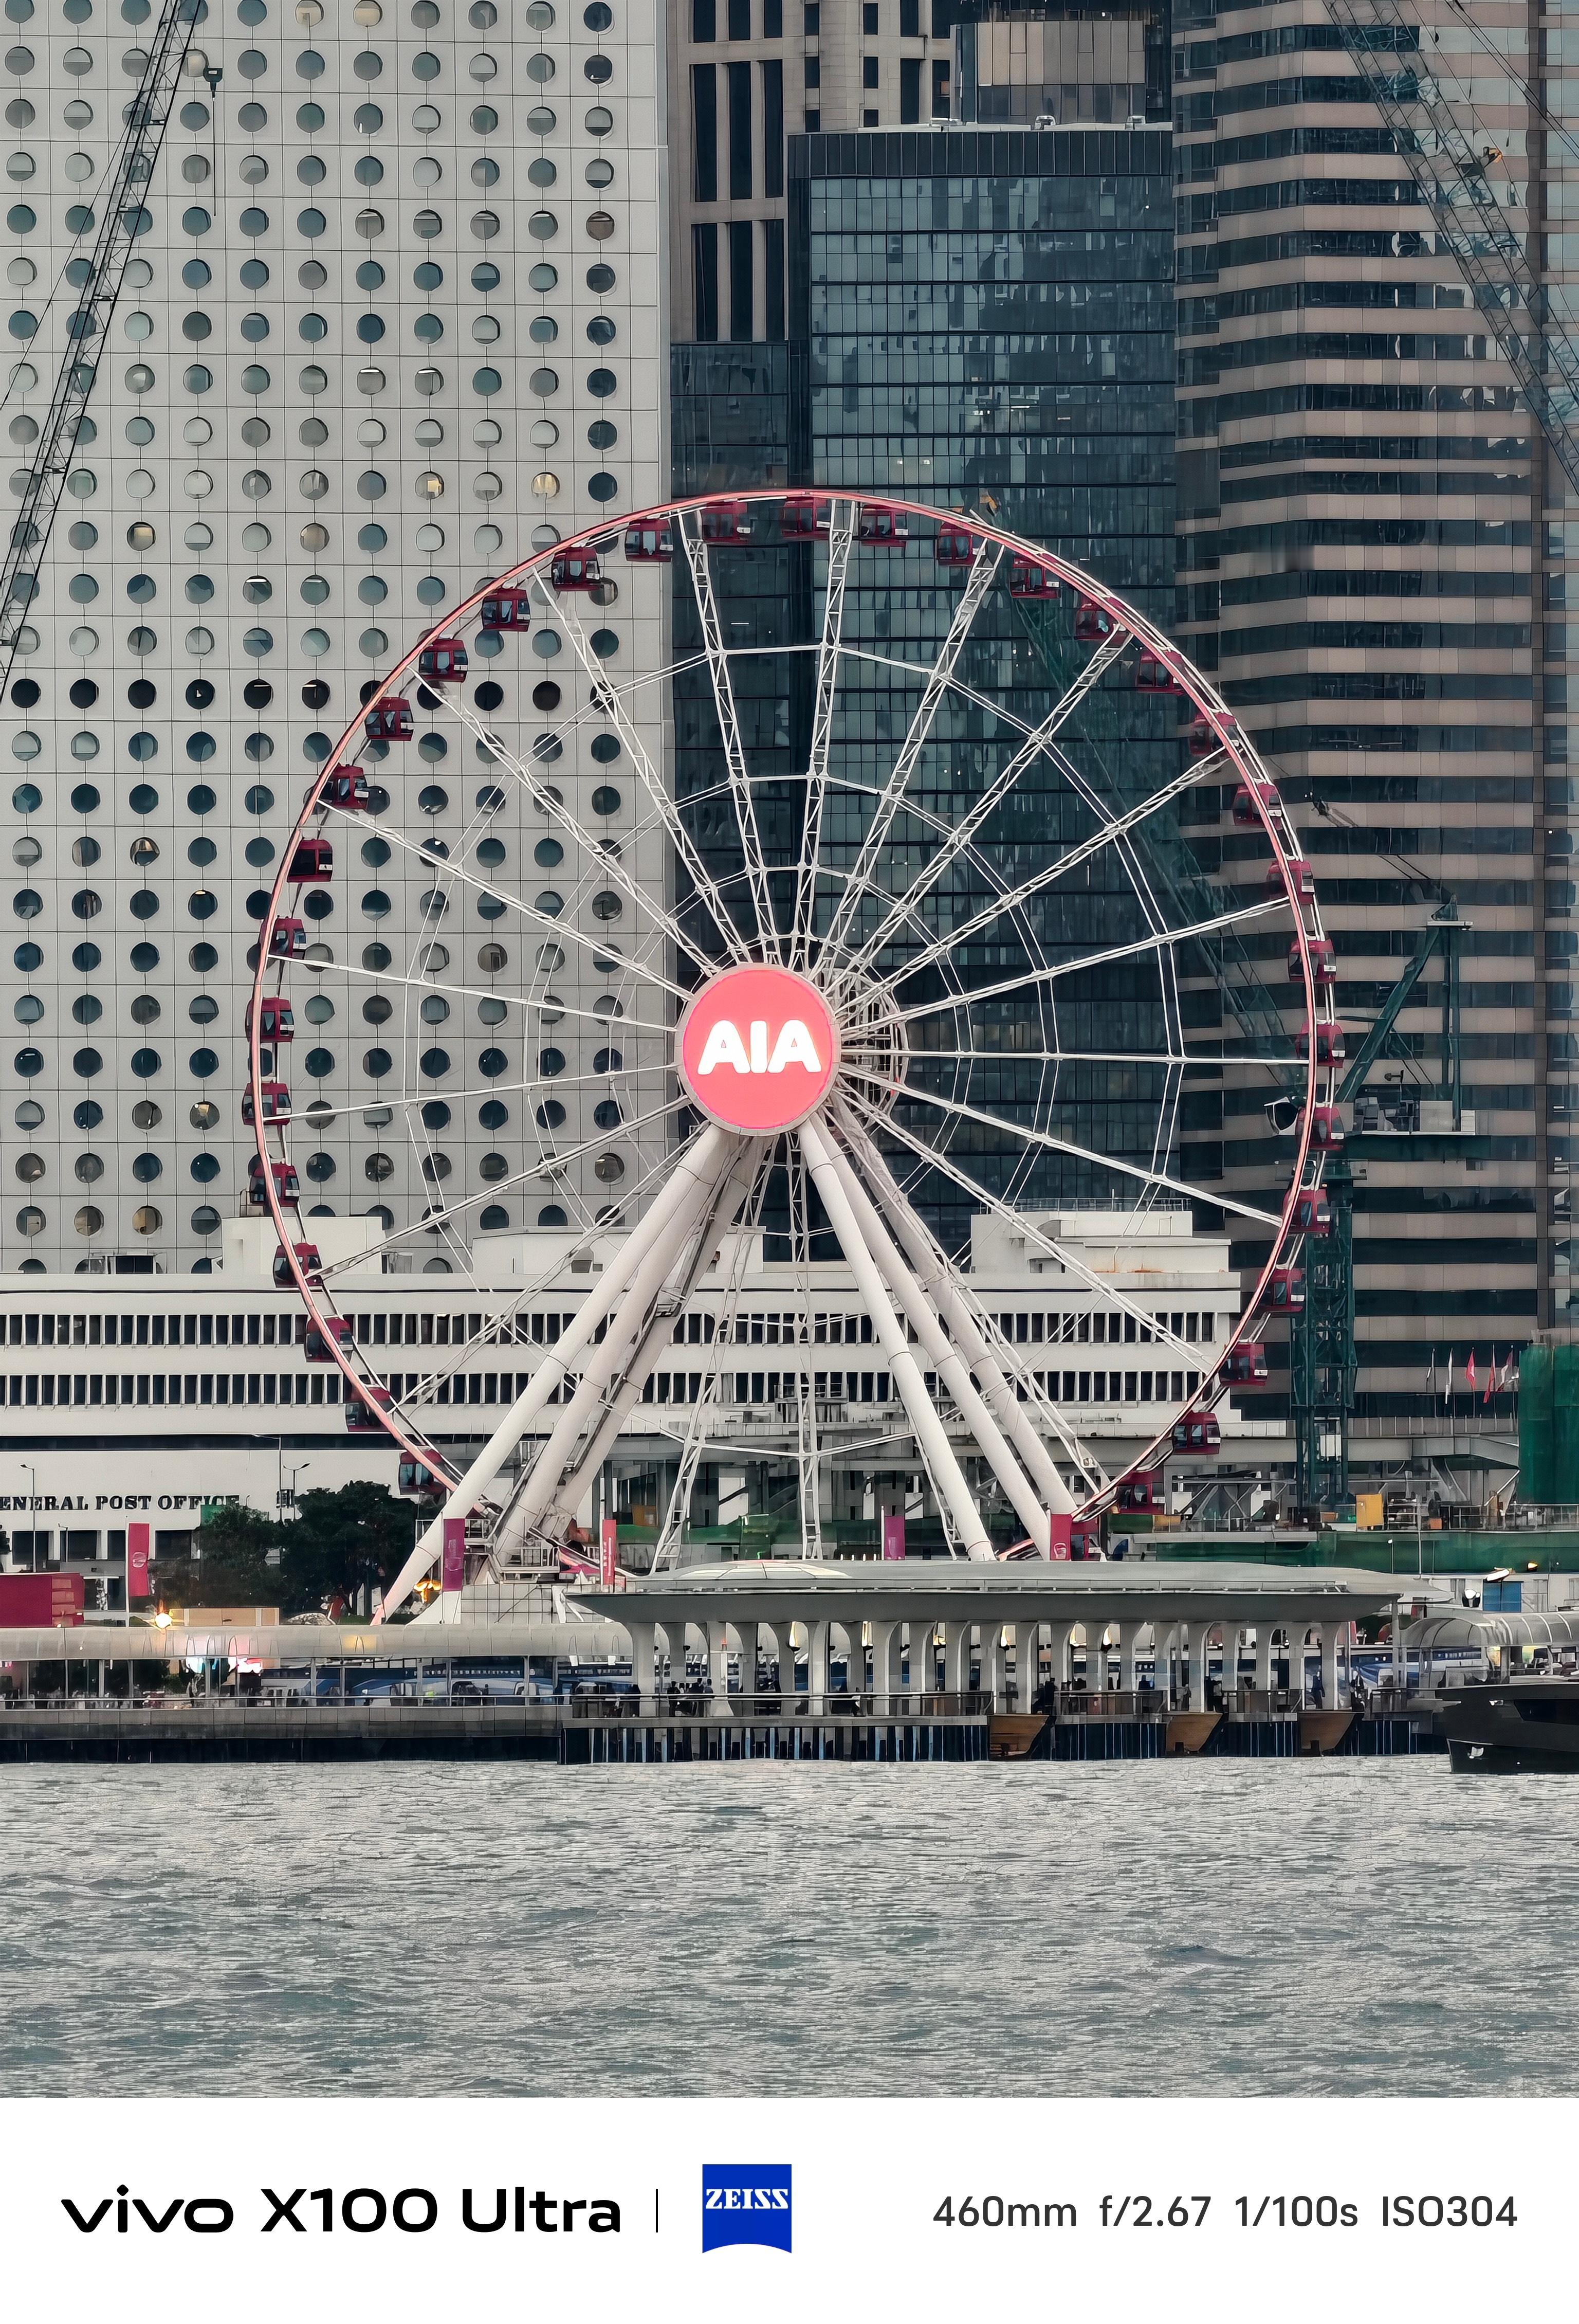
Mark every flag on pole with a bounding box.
[1425,1349,1436,1398]
[1443,1349,1454,1406]
[1484,1348,1497,1406]
[1466,1349,1478,1393]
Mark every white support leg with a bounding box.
[381,1122,735,1619]
[800,1118,994,1560]
[805,1619,831,1705]
[911,1619,935,1699]
[706,1620,732,1710]
[628,1621,657,1703]
[943,1622,972,1696]
[1254,1622,1273,1696]
[1186,1624,1208,1711]
[1117,1621,1142,1695]
[816,1130,1055,1551]
[840,1118,1076,1515]
[505,1137,745,1548]
[1319,1622,1340,1711]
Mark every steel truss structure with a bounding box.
[248,492,1329,1613]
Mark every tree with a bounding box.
[283,1483,418,1615]
[152,1485,417,1619]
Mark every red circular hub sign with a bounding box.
[677,964,840,1135]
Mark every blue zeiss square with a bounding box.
[701,2164,793,2253]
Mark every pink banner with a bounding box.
[600,1516,618,1588]
[1048,1514,1072,1562]
[442,1517,465,1593]
[882,1513,905,1561]
[127,1522,151,1600]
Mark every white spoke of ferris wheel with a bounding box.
[333,1096,684,1304]
[789,1139,824,1558]
[846,1093,1222,1365]
[680,514,778,957]
[838,1107,1107,1494]
[870,896,1288,1025]
[384,1123,738,1621]
[900,1047,1208,1071]
[886,1076,1283,1229]
[352,811,691,1005]
[820,542,1004,966]
[817,1123,1064,1549]
[834,627,1147,991]
[652,1159,772,1570]
[793,499,858,970]
[532,573,752,967]
[861,803,1271,1007]
[800,1115,993,1559]
[437,685,721,981]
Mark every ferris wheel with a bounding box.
[247,489,1333,1612]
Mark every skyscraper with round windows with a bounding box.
[6,0,666,1277]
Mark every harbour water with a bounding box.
[3,1759,1573,2097]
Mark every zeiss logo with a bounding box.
[701,2166,792,2254]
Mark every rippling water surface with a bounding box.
[3,1758,1574,2096]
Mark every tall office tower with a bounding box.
[788,125,1181,1246]
[953,0,1169,126]
[1171,0,1540,1480]
[667,0,954,348]
[7,0,667,1279]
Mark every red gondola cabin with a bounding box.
[1233,777,1279,826]
[481,587,533,629]
[248,997,293,1045]
[417,636,468,684]
[1225,1342,1269,1385]
[1291,936,1338,987]
[1266,1265,1306,1312]
[344,1387,393,1435]
[398,1457,445,1496]
[1267,854,1316,899]
[1310,1104,1345,1151]
[550,550,603,591]
[1303,1020,1345,1066]
[1134,651,1182,693]
[623,518,675,562]
[273,1242,321,1288]
[304,1316,354,1363]
[1171,1410,1221,1455]
[242,1081,291,1125]
[1008,553,1059,598]
[269,917,306,959]
[1074,596,1115,644]
[365,694,414,743]
[1115,1469,1161,1516]
[857,504,908,545]
[322,766,370,810]
[934,524,977,567]
[288,838,332,883]
[700,501,751,543]
[1293,1189,1332,1236]
[1187,718,1215,759]
[780,495,832,541]
[249,1157,301,1206]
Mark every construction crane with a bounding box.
[1289,899,1468,1514]
[0,0,204,696]
[1326,0,1579,497]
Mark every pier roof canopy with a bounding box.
[572,1558,1403,1629]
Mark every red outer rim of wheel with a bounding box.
[250,489,1329,1529]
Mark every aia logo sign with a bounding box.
[701,2165,792,2254]
[677,964,839,1136]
